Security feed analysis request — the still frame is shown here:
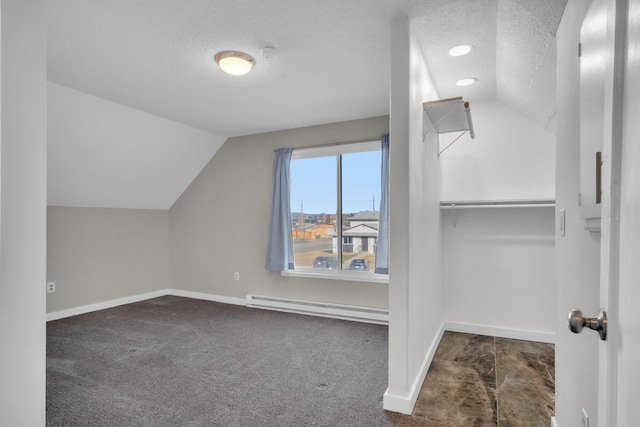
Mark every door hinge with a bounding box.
[578,42,582,57]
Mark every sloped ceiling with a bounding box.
[46,0,567,209]
[412,0,567,132]
[48,83,226,210]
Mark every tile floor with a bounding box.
[390,331,555,427]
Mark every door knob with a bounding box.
[567,308,607,341]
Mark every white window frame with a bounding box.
[282,140,389,284]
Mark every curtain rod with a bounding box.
[274,137,381,152]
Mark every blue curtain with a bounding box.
[375,134,389,274]
[265,148,295,271]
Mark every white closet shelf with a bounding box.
[440,199,556,209]
[423,96,474,136]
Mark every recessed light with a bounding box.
[449,44,473,57]
[215,51,255,76]
[456,77,477,87]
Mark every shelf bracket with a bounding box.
[438,130,469,157]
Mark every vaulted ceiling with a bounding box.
[46,0,567,209]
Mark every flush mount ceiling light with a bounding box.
[449,44,473,57]
[215,51,255,76]
[456,77,477,87]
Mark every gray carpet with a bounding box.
[47,296,414,426]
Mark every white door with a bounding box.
[610,0,640,423]
[598,0,640,424]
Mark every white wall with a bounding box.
[554,0,601,425]
[440,99,556,202]
[47,207,171,313]
[47,82,227,210]
[0,0,47,424]
[169,116,389,308]
[439,100,557,338]
[442,207,556,337]
[385,16,443,414]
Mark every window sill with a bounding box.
[281,268,389,284]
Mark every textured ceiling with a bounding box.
[47,0,567,138]
[46,0,567,209]
[413,0,567,132]
[47,0,397,137]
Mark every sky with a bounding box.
[290,150,381,215]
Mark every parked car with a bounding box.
[313,256,338,269]
[348,258,369,271]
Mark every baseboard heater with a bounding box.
[245,294,388,325]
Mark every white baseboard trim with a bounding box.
[46,289,246,321]
[383,322,445,414]
[444,321,555,344]
[168,289,245,306]
[46,288,384,323]
[551,416,558,427]
[46,290,168,322]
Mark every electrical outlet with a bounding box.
[234,272,240,281]
[47,282,56,293]
[582,408,589,427]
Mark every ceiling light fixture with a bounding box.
[215,51,255,76]
[456,77,477,87]
[449,44,473,57]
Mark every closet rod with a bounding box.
[440,199,556,209]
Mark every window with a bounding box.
[289,141,383,275]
